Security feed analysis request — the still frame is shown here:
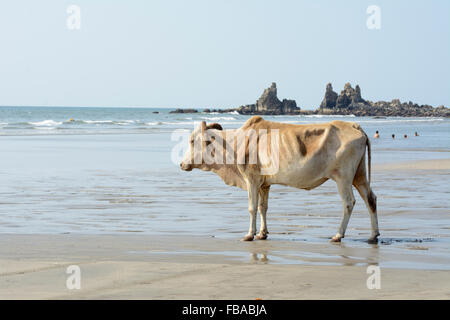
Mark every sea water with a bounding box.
[0,107,449,247]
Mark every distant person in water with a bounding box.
[374,131,380,138]
[392,134,395,139]
[414,131,419,136]
[404,134,408,138]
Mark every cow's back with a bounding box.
[243,117,367,189]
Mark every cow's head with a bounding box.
[180,121,223,171]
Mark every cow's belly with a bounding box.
[266,166,330,190]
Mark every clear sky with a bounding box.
[0,0,448,109]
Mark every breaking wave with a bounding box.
[29,120,63,126]
[200,116,237,121]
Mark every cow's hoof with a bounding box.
[255,234,268,240]
[241,234,254,241]
[368,236,379,244]
[330,235,342,242]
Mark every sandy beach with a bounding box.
[1,0,449,304]
[373,158,450,171]
[1,233,449,300]
[1,117,449,299]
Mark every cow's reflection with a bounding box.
[336,241,380,267]
[250,252,268,263]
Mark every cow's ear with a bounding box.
[206,123,223,131]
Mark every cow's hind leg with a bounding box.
[331,179,355,242]
[255,185,270,240]
[353,164,380,243]
[242,182,259,241]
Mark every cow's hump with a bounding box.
[242,116,264,129]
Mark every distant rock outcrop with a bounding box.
[319,82,449,117]
[335,83,364,109]
[236,83,300,115]
[169,108,198,114]
[319,83,338,109]
[170,82,449,117]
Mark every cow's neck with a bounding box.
[199,129,246,190]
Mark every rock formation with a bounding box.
[318,82,449,117]
[169,108,198,114]
[236,82,300,115]
[170,82,449,117]
[335,83,364,109]
[319,83,338,109]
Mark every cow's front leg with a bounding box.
[242,182,259,241]
[255,186,270,240]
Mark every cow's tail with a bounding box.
[366,133,371,185]
[355,124,376,212]
[365,132,377,213]
[354,123,372,185]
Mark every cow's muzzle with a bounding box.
[180,162,193,171]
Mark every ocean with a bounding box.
[1,106,448,163]
[1,106,449,269]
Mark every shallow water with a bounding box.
[0,107,449,269]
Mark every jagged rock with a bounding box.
[335,83,365,109]
[318,82,449,117]
[203,107,236,114]
[354,85,364,103]
[256,82,283,112]
[281,99,298,113]
[320,83,338,109]
[198,82,449,118]
[237,82,300,115]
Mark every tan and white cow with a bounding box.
[180,116,379,243]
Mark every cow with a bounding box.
[180,116,380,244]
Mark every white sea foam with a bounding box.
[83,120,114,124]
[200,116,236,121]
[29,120,62,126]
[116,120,135,125]
[81,120,135,125]
[161,121,196,125]
[303,114,356,118]
[356,118,444,124]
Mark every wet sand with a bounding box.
[1,232,449,300]
[373,158,450,170]
[1,158,449,299]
